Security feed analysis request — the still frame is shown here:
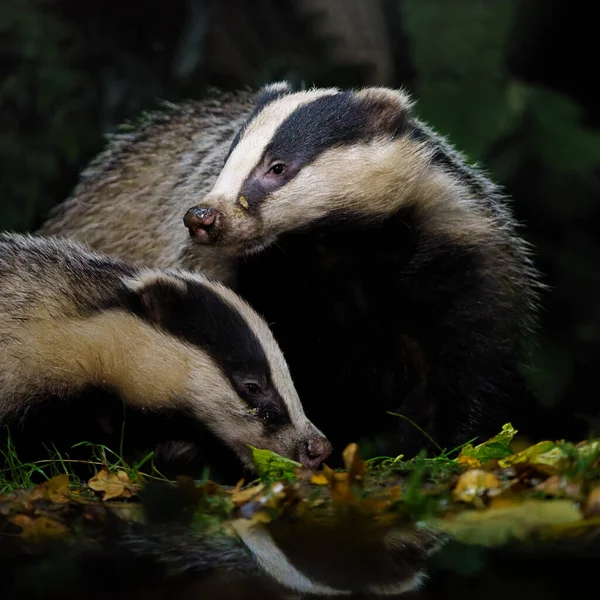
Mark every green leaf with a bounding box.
[459,423,517,462]
[249,446,301,482]
[497,441,566,469]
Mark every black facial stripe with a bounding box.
[267,92,371,163]
[225,83,293,162]
[236,93,370,208]
[237,92,410,209]
[121,278,292,428]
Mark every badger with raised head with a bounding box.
[40,82,550,458]
[0,233,331,474]
[181,82,545,456]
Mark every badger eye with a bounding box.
[269,163,286,176]
[245,383,262,395]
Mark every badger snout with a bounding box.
[183,206,223,245]
[297,435,332,469]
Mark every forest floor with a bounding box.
[1,424,600,599]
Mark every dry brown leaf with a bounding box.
[11,514,69,540]
[88,469,134,501]
[452,469,501,504]
[230,483,265,506]
[342,443,367,482]
[29,474,71,504]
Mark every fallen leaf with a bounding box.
[342,443,367,482]
[321,464,336,483]
[458,423,517,463]
[430,500,583,546]
[250,446,301,481]
[310,473,329,485]
[456,454,481,469]
[88,469,134,501]
[452,469,501,504]
[10,514,70,540]
[488,496,519,510]
[498,441,567,470]
[538,516,600,541]
[230,483,265,506]
[29,474,71,504]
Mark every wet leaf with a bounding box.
[230,483,265,507]
[452,469,501,503]
[456,454,481,469]
[431,500,583,546]
[88,469,135,501]
[249,446,301,481]
[10,514,70,540]
[342,443,367,482]
[29,474,71,504]
[498,441,568,470]
[310,473,329,485]
[458,423,516,463]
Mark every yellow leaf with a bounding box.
[497,441,567,469]
[88,469,134,501]
[342,443,367,481]
[230,483,265,506]
[321,464,335,483]
[29,474,71,504]
[456,454,481,469]
[11,514,70,540]
[430,500,583,546]
[310,473,329,485]
[452,469,501,503]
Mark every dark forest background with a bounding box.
[1,0,599,433]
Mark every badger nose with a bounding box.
[183,206,223,245]
[299,436,333,469]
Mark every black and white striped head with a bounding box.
[123,269,331,470]
[184,81,432,254]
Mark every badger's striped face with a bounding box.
[185,82,431,255]
[125,271,331,470]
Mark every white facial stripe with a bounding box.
[194,274,314,430]
[210,89,340,200]
[260,136,431,234]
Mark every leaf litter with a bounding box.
[1,423,600,553]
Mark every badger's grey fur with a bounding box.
[39,90,259,286]
[0,233,330,471]
[39,82,548,458]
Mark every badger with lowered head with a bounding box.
[0,233,331,475]
[40,82,551,458]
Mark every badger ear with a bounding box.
[355,87,414,138]
[254,81,293,112]
[122,273,187,325]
